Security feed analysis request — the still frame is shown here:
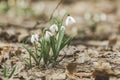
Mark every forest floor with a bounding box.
[0,0,120,80]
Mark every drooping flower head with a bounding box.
[49,24,58,33]
[65,16,76,26]
[44,31,53,41]
[31,34,39,43]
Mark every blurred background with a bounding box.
[0,0,120,45]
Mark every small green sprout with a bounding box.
[2,66,16,79]
[24,45,42,67]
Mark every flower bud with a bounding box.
[65,16,76,26]
[31,34,39,43]
[44,31,53,41]
[49,24,58,33]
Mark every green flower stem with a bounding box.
[34,42,37,54]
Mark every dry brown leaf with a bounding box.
[93,62,117,80]
[66,62,77,75]
[65,62,93,79]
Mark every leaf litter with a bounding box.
[0,0,120,80]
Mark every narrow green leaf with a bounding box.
[45,41,51,65]
[57,30,64,51]
[55,29,65,60]
[3,66,7,77]
[36,50,41,56]
[60,37,73,50]
[46,42,50,56]
[40,39,50,65]
[24,46,39,65]
[38,54,42,64]
[50,36,56,57]
[8,66,16,78]
[29,55,32,68]
[23,58,32,68]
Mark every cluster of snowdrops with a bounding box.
[25,15,76,67]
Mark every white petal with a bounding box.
[65,16,76,26]
[34,34,39,41]
[47,31,53,36]
[30,34,39,43]
[31,35,35,43]
[49,24,58,33]
[44,31,53,41]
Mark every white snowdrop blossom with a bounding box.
[44,31,53,41]
[49,24,58,33]
[31,34,39,43]
[61,26,65,30]
[65,16,76,26]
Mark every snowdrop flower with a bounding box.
[31,34,39,43]
[65,16,76,26]
[44,31,53,41]
[61,26,65,30]
[49,24,58,33]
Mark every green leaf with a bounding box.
[45,42,50,56]
[60,37,73,50]
[8,66,16,78]
[36,50,42,57]
[52,18,62,29]
[55,29,65,60]
[50,36,56,57]
[3,66,7,77]
[24,46,39,65]
[40,39,50,65]
[23,58,32,68]
[38,53,42,64]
